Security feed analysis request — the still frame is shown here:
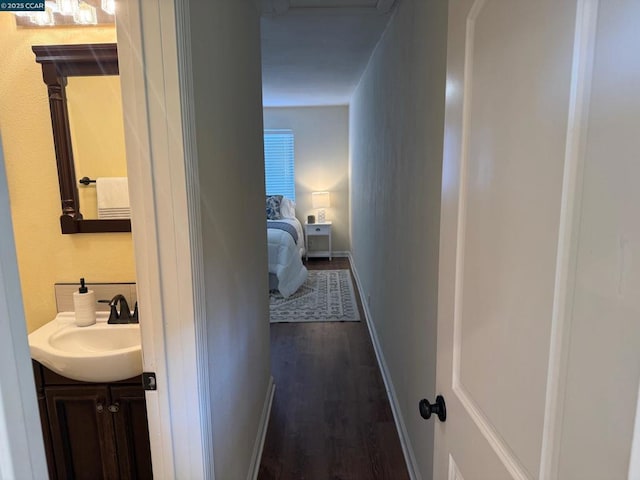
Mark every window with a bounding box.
[264,129,295,200]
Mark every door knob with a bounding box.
[419,395,447,422]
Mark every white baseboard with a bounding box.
[304,250,350,259]
[248,376,275,480]
[348,253,420,480]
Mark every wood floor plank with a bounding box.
[259,258,410,480]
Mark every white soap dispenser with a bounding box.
[73,278,96,327]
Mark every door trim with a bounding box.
[629,380,640,479]
[116,0,212,477]
[448,455,465,480]
[174,0,216,476]
[538,1,599,477]
[248,377,275,480]
[0,140,48,479]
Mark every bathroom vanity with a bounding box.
[33,361,153,479]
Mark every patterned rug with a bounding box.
[270,269,361,323]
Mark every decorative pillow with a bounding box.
[280,197,296,219]
[266,195,283,220]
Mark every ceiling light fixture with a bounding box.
[30,7,55,26]
[45,1,59,12]
[101,0,115,15]
[15,0,115,27]
[73,2,97,25]
[56,0,79,15]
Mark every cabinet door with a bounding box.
[110,386,153,479]
[46,386,119,480]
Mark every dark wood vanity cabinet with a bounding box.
[110,386,153,480]
[45,385,119,479]
[33,362,153,480]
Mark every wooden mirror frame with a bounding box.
[32,43,131,234]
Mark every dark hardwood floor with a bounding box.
[258,257,410,480]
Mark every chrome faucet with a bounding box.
[99,294,138,324]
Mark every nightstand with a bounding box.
[304,221,332,261]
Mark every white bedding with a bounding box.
[267,217,307,298]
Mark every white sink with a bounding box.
[29,312,142,382]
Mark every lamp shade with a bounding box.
[312,191,330,209]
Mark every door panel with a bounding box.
[436,0,640,479]
[557,1,640,478]
[457,1,575,476]
[449,455,465,480]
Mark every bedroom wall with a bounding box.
[349,0,448,477]
[188,1,271,479]
[263,106,350,253]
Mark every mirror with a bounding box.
[67,76,128,219]
[32,43,131,234]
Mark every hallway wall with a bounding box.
[188,2,271,479]
[349,0,448,477]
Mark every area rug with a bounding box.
[270,269,361,323]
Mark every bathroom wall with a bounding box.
[0,14,135,333]
[263,106,350,253]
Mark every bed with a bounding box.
[267,196,308,297]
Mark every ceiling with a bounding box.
[260,0,398,107]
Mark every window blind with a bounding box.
[264,129,295,200]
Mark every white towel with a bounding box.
[96,177,131,219]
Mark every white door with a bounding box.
[433,1,640,479]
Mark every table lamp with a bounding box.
[312,191,330,223]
